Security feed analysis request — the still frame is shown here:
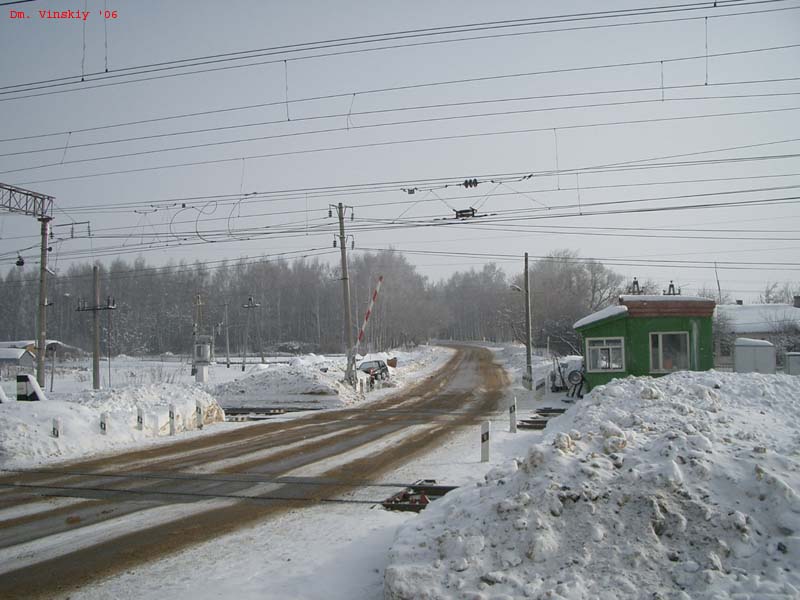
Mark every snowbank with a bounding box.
[213,346,451,409]
[385,370,800,600]
[0,384,224,468]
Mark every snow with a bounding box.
[213,346,450,409]
[0,345,453,469]
[0,384,225,468]
[0,348,29,360]
[717,304,800,334]
[384,370,800,600]
[4,342,799,600]
[573,305,628,329]
[735,337,776,347]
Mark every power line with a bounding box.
[7,189,800,268]
[0,1,793,102]
[10,106,800,184]
[5,86,800,160]
[3,46,798,144]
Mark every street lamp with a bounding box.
[510,252,533,391]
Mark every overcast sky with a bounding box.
[1,0,799,301]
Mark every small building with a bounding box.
[714,297,800,367]
[0,348,36,375]
[574,295,716,390]
[733,337,776,374]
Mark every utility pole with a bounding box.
[334,202,355,383]
[0,183,55,386]
[523,252,533,390]
[36,216,52,387]
[224,302,231,368]
[93,266,100,388]
[76,266,116,390]
[242,296,260,372]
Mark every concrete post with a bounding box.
[481,421,490,462]
[169,404,176,436]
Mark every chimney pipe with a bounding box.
[736,299,743,306]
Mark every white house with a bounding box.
[0,347,36,374]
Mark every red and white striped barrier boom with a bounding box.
[355,275,384,352]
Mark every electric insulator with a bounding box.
[351,240,354,250]
[333,238,337,248]
[15,255,24,267]
[328,208,332,218]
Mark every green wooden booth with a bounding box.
[573,295,716,390]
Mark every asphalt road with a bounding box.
[0,345,508,599]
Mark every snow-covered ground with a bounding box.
[213,346,449,409]
[0,384,224,468]
[4,343,798,600]
[0,345,452,468]
[384,370,800,600]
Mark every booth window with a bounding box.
[586,338,625,372]
[650,332,689,372]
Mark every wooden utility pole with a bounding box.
[523,252,533,390]
[335,203,355,383]
[93,266,101,388]
[76,266,116,390]
[242,296,260,372]
[36,216,52,386]
[224,302,231,368]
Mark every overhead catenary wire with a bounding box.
[9,105,800,184]
[0,1,793,101]
[5,86,800,161]
[2,43,798,145]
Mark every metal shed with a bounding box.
[733,338,776,374]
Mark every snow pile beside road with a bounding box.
[385,371,800,600]
[0,384,224,468]
[213,345,452,409]
[489,343,551,388]
[214,355,342,404]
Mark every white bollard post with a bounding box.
[52,418,60,438]
[137,406,144,431]
[100,412,109,435]
[481,421,491,462]
[509,396,517,434]
[169,404,176,436]
[196,403,203,430]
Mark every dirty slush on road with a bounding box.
[0,345,508,599]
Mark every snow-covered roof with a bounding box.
[734,337,775,347]
[716,303,800,334]
[619,294,712,303]
[0,348,29,360]
[573,304,628,329]
[0,339,64,349]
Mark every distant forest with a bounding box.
[0,248,714,356]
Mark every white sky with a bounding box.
[1,0,799,301]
